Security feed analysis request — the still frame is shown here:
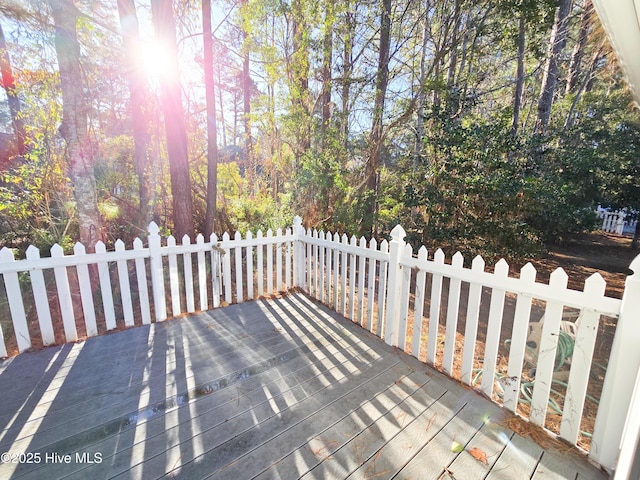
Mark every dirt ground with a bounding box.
[523,231,638,299]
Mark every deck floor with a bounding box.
[0,293,607,480]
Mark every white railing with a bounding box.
[1,215,639,474]
[597,206,638,234]
[0,222,295,357]
[295,219,640,474]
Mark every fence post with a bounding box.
[383,225,406,347]
[591,253,640,471]
[293,216,306,290]
[148,222,167,321]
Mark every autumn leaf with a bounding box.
[469,447,487,464]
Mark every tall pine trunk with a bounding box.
[535,0,571,135]
[240,0,254,192]
[364,0,391,237]
[320,1,334,147]
[117,0,155,229]
[203,0,218,237]
[415,7,430,165]
[511,15,526,135]
[291,0,311,158]
[341,5,355,150]
[566,0,593,95]
[50,0,102,249]
[150,0,194,239]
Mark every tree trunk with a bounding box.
[240,0,255,192]
[0,23,27,159]
[117,0,155,229]
[566,0,593,95]
[291,0,311,158]
[364,0,391,237]
[150,0,194,239]
[50,0,102,249]
[203,0,218,237]
[320,0,334,147]
[341,6,355,150]
[217,65,227,148]
[511,15,526,135]
[535,0,572,135]
[564,37,606,130]
[415,7,430,165]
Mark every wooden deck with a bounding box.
[0,293,607,480]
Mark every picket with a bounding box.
[324,232,333,305]
[411,246,428,360]
[133,238,152,324]
[94,241,116,330]
[267,229,274,295]
[398,244,412,351]
[427,249,445,365]
[311,230,318,298]
[26,245,55,345]
[51,244,77,342]
[256,230,264,297]
[222,232,232,305]
[333,233,340,311]
[365,238,378,332]
[348,235,357,321]
[246,231,254,300]
[340,234,348,316]
[357,237,367,326]
[167,236,181,315]
[377,240,389,336]
[319,232,326,304]
[74,243,98,336]
[276,229,283,292]
[211,233,221,309]
[503,262,536,411]
[234,232,243,304]
[305,229,311,295]
[460,256,485,385]
[0,248,29,352]
[115,240,135,325]
[196,235,208,311]
[148,222,166,321]
[480,259,509,397]
[285,228,292,289]
[530,268,569,426]
[560,273,606,443]
[182,235,195,313]
[443,252,464,375]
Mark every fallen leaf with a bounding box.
[450,441,464,453]
[469,447,488,464]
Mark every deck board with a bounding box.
[0,293,607,480]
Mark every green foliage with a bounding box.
[402,109,544,260]
[0,154,74,255]
[93,135,144,245]
[294,146,369,237]
[215,162,294,234]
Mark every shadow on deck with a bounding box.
[0,293,607,479]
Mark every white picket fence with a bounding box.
[294,219,640,474]
[1,216,639,474]
[0,222,295,357]
[597,206,638,234]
